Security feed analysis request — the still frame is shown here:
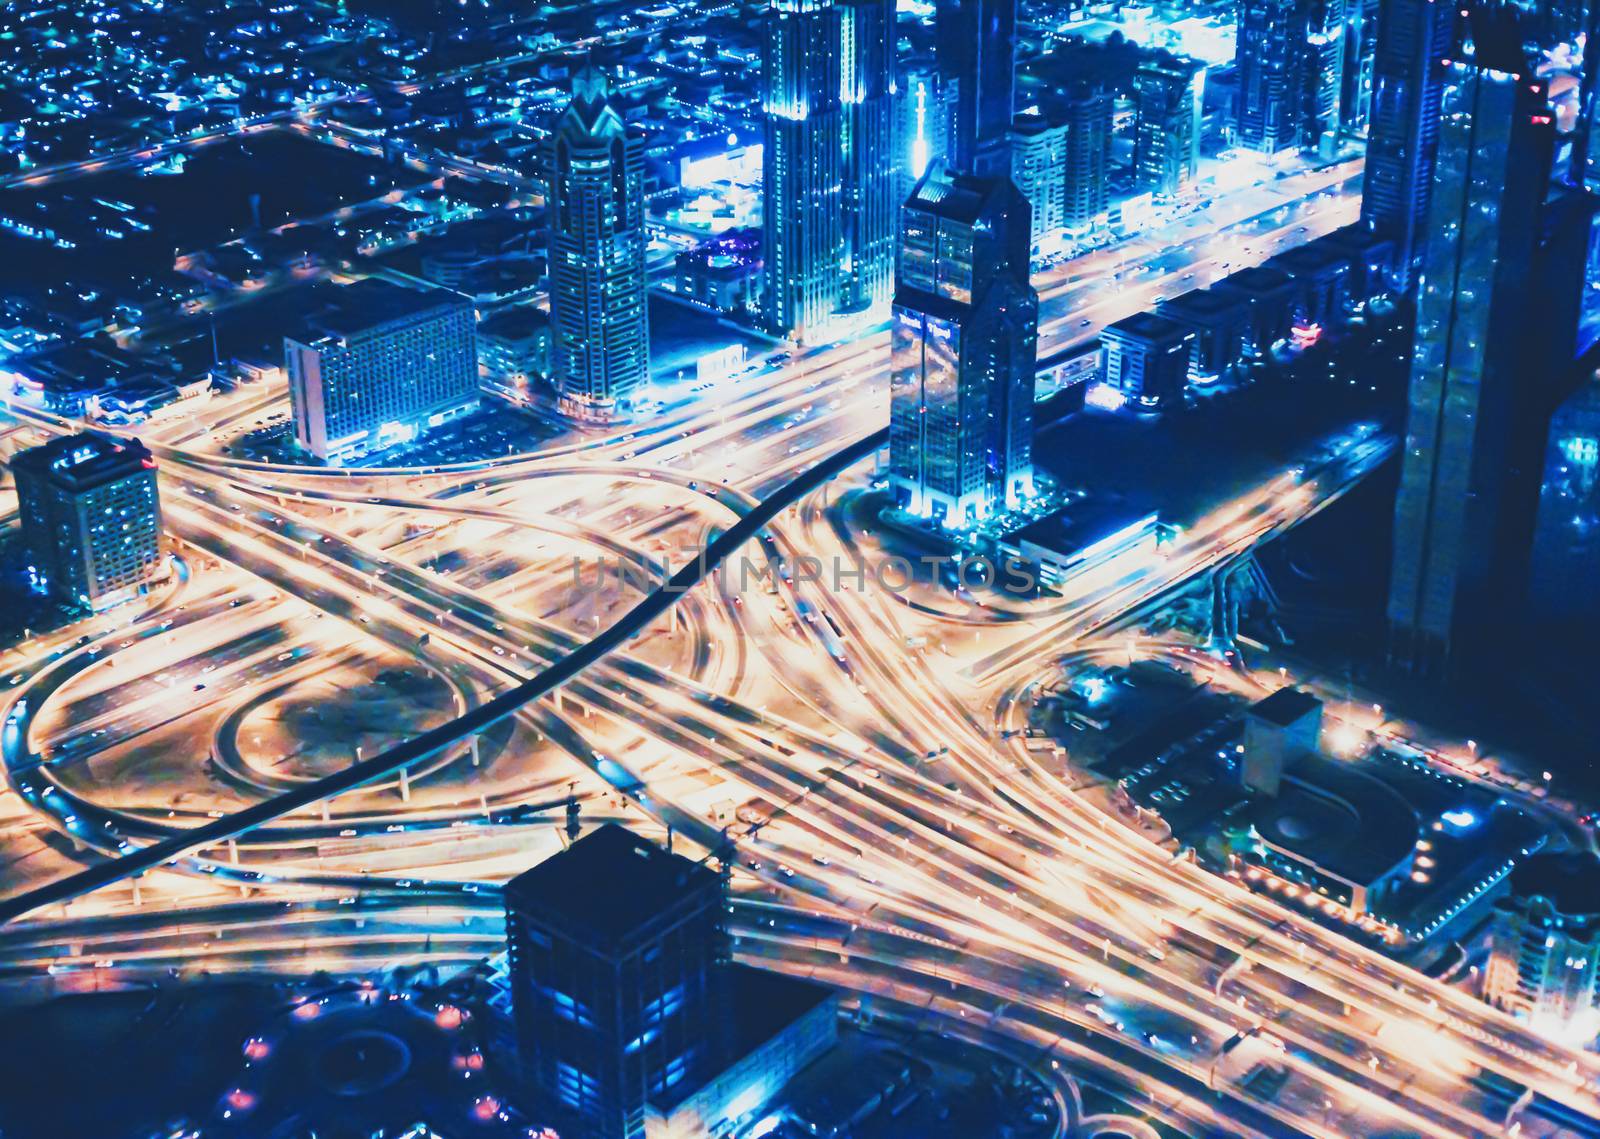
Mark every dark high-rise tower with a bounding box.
[1360,0,1454,289]
[1387,21,1579,672]
[505,825,728,1139]
[938,0,1016,177]
[889,166,1037,525]
[547,68,649,424]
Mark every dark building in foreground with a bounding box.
[13,432,164,609]
[889,165,1037,525]
[505,826,836,1139]
[1529,367,1600,625]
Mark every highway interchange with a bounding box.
[2,145,1597,1139]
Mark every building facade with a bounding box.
[938,0,1016,178]
[1134,53,1205,198]
[1359,0,1454,288]
[547,68,650,423]
[889,166,1037,525]
[892,59,953,207]
[1061,85,1112,234]
[1387,32,1562,672]
[1528,368,1600,625]
[1009,111,1067,261]
[13,432,164,609]
[762,0,895,341]
[1099,313,1195,412]
[1484,853,1600,1044]
[1236,0,1345,155]
[839,0,898,316]
[285,281,478,465]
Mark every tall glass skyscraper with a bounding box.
[1061,84,1112,235]
[1387,29,1561,672]
[547,68,649,424]
[938,0,1016,177]
[889,167,1037,525]
[893,59,953,205]
[839,0,898,316]
[1360,0,1454,288]
[762,0,895,341]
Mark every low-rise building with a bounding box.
[1099,312,1195,410]
[1157,288,1250,381]
[1484,852,1600,1043]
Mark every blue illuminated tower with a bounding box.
[1237,0,1345,154]
[762,0,896,340]
[889,166,1036,525]
[839,0,898,316]
[547,68,650,424]
[1360,0,1454,289]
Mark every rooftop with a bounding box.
[1103,311,1192,343]
[291,280,468,345]
[502,824,721,947]
[11,431,155,492]
[1248,688,1323,728]
[1510,851,1600,917]
[1158,288,1249,320]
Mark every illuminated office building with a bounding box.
[1387,30,1566,672]
[1061,84,1112,234]
[1484,852,1600,1045]
[13,432,164,609]
[1134,53,1205,197]
[285,280,478,465]
[938,0,1016,177]
[1341,0,1381,134]
[762,0,895,341]
[1010,111,1067,260]
[1360,0,1454,289]
[1237,0,1345,154]
[547,68,650,424]
[839,0,898,316]
[889,166,1037,525]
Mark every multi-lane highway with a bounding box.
[2,152,1596,1139]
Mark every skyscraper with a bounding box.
[285,280,478,464]
[1237,0,1303,153]
[1301,0,1348,148]
[505,825,728,1139]
[1010,111,1067,260]
[762,0,895,340]
[1387,29,1566,672]
[938,0,1016,177]
[1061,84,1112,234]
[1134,53,1205,197]
[547,68,650,424]
[1359,0,1454,289]
[839,0,898,315]
[13,432,164,609]
[889,166,1037,525]
[1236,0,1345,155]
